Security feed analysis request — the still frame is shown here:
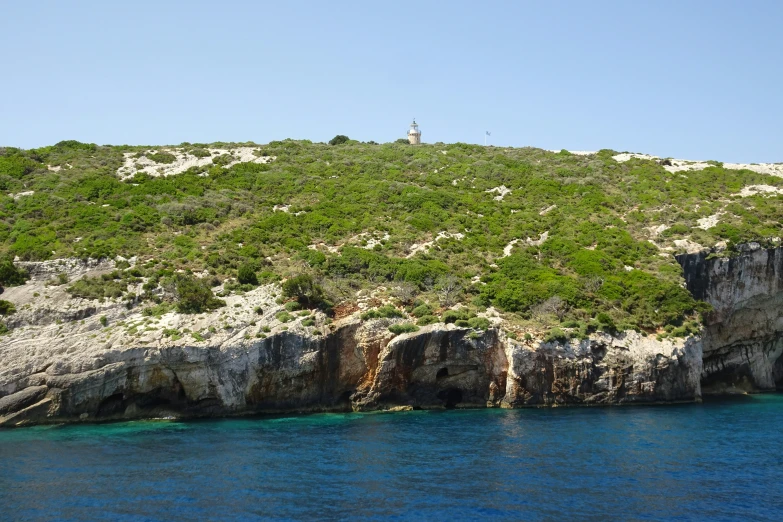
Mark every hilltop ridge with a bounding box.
[2,139,783,337]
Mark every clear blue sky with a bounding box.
[1,0,781,162]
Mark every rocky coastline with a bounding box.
[1,246,782,427]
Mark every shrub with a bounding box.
[99,316,108,327]
[329,135,350,146]
[212,153,234,166]
[467,317,491,330]
[282,274,327,308]
[175,274,225,313]
[0,300,16,316]
[595,312,617,333]
[302,318,316,327]
[388,323,419,335]
[361,305,403,320]
[442,310,468,324]
[67,277,126,300]
[146,152,177,164]
[285,301,302,312]
[411,303,433,318]
[544,328,569,344]
[0,258,28,287]
[237,264,258,286]
[416,314,439,326]
[276,311,294,323]
[454,319,470,327]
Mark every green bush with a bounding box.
[67,277,126,300]
[416,314,439,326]
[99,316,108,327]
[282,274,326,308]
[442,310,468,324]
[467,317,490,330]
[146,152,177,164]
[237,264,258,286]
[0,258,28,287]
[388,323,419,335]
[361,304,403,320]
[0,300,16,316]
[544,328,569,344]
[285,300,302,312]
[175,274,225,313]
[329,135,350,146]
[276,311,294,323]
[411,303,433,318]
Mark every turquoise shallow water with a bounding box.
[2,396,783,521]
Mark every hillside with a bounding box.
[2,139,783,339]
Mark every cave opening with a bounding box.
[436,367,449,380]
[437,388,463,408]
[96,393,125,417]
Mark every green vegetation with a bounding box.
[328,135,350,146]
[237,264,258,285]
[361,305,403,320]
[146,152,177,164]
[0,257,28,287]
[282,274,327,309]
[275,311,294,323]
[3,139,777,333]
[0,299,15,315]
[174,274,225,313]
[388,323,419,335]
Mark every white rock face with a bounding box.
[116,147,276,180]
[679,247,783,393]
[503,331,702,406]
[9,246,783,426]
[0,258,706,426]
[611,152,783,177]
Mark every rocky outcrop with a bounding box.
[503,332,702,406]
[0,256,732,427]
[0,315,702,426]
[679,246,783,393]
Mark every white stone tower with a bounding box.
[408,119,421,145]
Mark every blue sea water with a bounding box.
[2,396,783,521]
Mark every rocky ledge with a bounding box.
[0,316,701,427]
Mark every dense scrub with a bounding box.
[2,139,781,334]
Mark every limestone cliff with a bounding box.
[18,246,783,426]
[679,245,783,394]
[0,258,703,426]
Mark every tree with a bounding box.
[282,274,326,308]
[329,135,349,146]
[532,296,568,322]
[237,264,258,286]
[436,275,462,307]
[391,282,417,304]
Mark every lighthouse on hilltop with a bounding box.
[407,119,421,145]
